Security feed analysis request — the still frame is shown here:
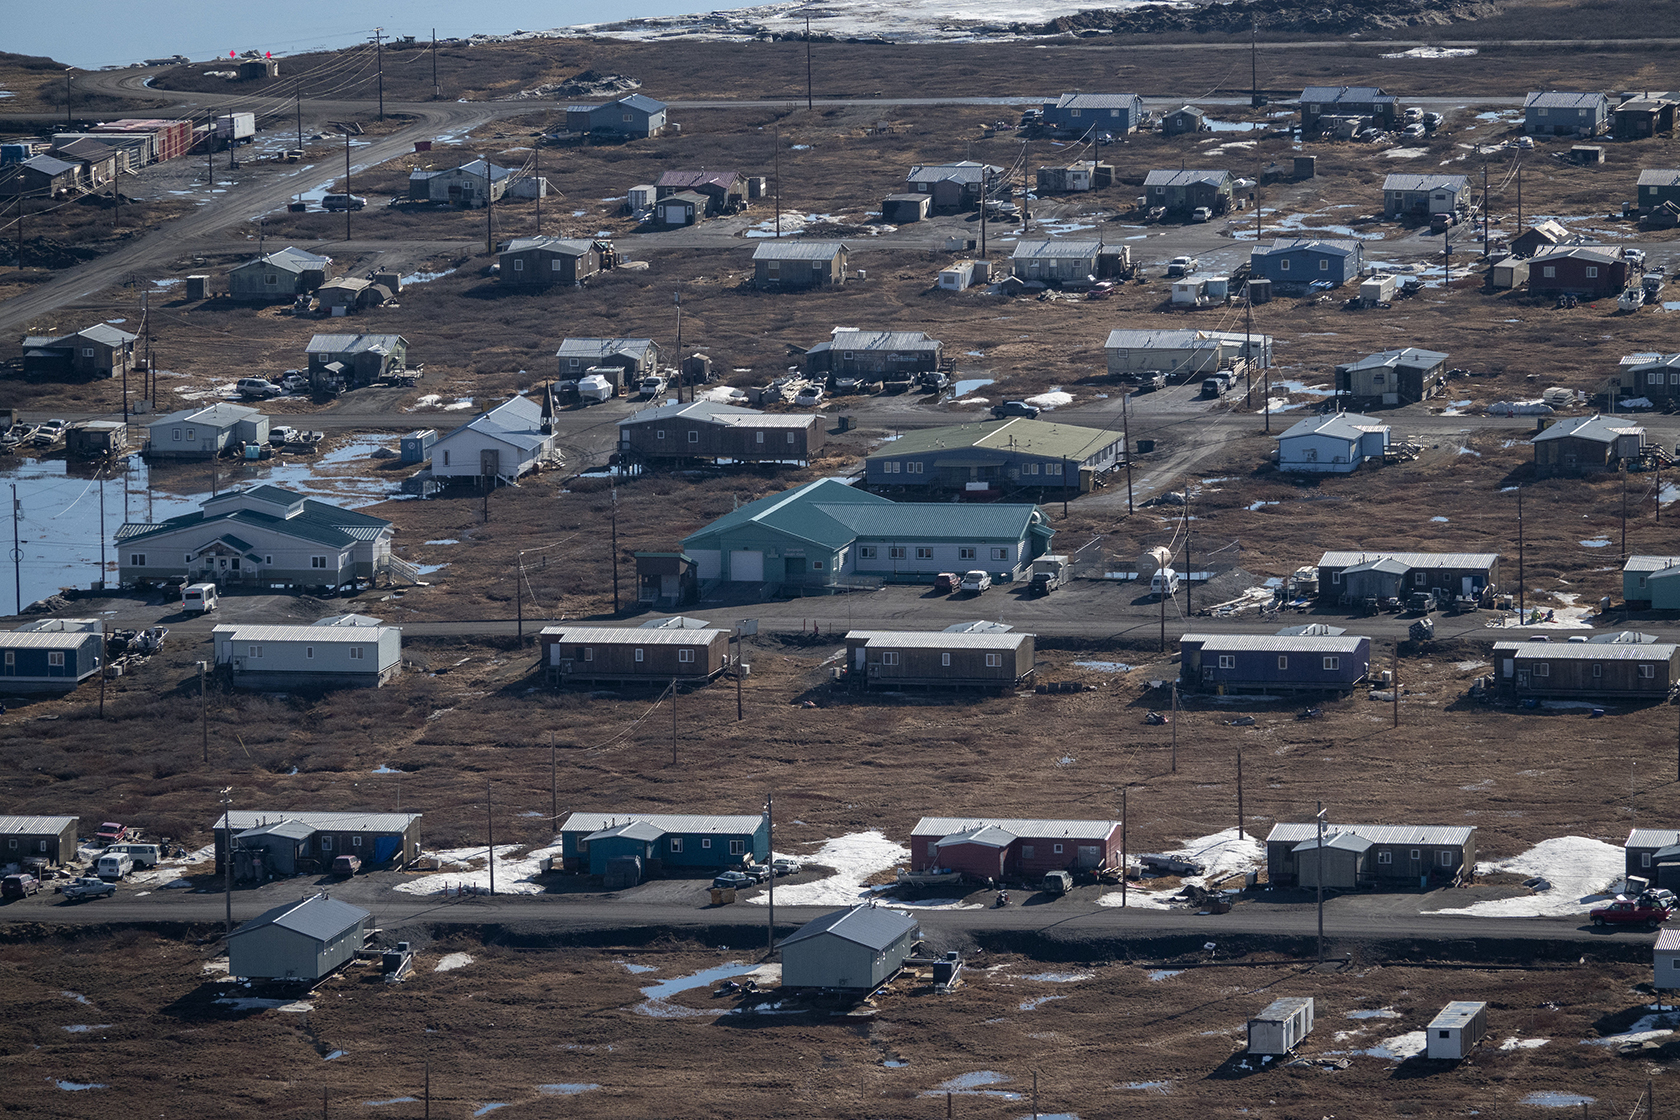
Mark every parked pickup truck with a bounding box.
[60,877,116,902]
[1590,895,1674,928]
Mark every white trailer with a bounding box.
[1425,1001,1488,1060]
[1360,274,1397,305]
[1248,996,1314,1055]
[216,112,256,144]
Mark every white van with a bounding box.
[183,583,219,613]
[109,843,161,868]
[95,852,134,880]
[1150,567,1181,596]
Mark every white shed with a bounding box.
[1277,412,1391,474]
[1248,995,1314,1055]
[1656,929,1680,990]
[429,396,558,483]
[1426,1000,1489,1060]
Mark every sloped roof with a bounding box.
[220,810,419,833]
[778,903,919,951]
[855,632,1030,651]
[1253,238,1361,260]
[1277,412,1390,443]
[620,400,815,429]
[585,820,666,842]
[825,328,939,352]
[1293,832,1373,854]
[1624,555,1680,574]
[1529,245,1622,265]
[555,337,657,363]
[1300,85,1394,105]
[1516,219,1573,245]
[1638,169,1680,187]
[538,626,727,645]
[936,824,1017,849]
[1011,239,1103,260]
[867,417,1121,462]
[1266,823,1475,845]
[23,154,77,176]
[70,323,138,347]
[906,161,1004,186]
[237,819,316,841]
[1532,414,1643,445]
[1182,634,1369,654]
[146,402,264,430]
[1049,93,1141,111]
[503,236,596,256]
[213,624,396,645]
[558,812,763,835]
[409,158,512,182]
[230,894,368,944]
[1342,557,1410,576]
[1383,173,1470,192]
[1525,91,1607,110]
[910,816,1119,838]
[0,815,76,834]
[1143,169,1232,188]
[655,169,742,190]
[434,396,550,454]
[617,93,666,113]
[1317,550,1499,570]
[1337,348,1448,372]
[1511,643,1678,662]
[116,489,390,550]
[752,240,848,261]
[306,333,405,356]
[1105,328,1267,351]
[235,246,331,275]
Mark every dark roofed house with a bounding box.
[1265,823,1475,889]
[1533,414,1646,477]
[1250,238,1363,289]
[1527,245,1628,298]
[1143,169,1234,216]
[49,137,117,185]
[906,161,1005,212]
[779,904,921,990]
[564,93,667,138]
[1615,98,1677,140]
[499,236,607,286]
[1040,93,1142,135]
[305,333,407,388]
[1525,91,1609,136]
[19,323,137,379]
[1300,85,1400,132]
[1334,347,1448,407]
[656,190,707,227]
[1382,173,1470,219]
[655,170,746,215]
[753,240,849,288]
[635,551,699,608]
[0,154,79,197]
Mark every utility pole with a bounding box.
[1516,158,1523,234]
[207,134,214,191]
[534,142,541,234]
[1517,486,1526,621]
[97,472,106,588]
[1250,17,1260,107]
[1170,682,1178,773]
[11,483,19,616]
[1443,226,1451,285]
[221,787,233,937]
[1120,787,1128,907]
[550,732,557,826]
[1159,563,1166,653]
[1622,467,1628,562]
[432,29,440,100]
[516,551,525,640]
[487,781,495,895]
[65,70,72,127]
[1392,642,1399,728]
[1482,159,1490,257]
[610,489,620,613]
[670,678,677,766]
[1315,801,1327,965]
[370,28,385,121]
[1021,140,1030,232]
[766,790,775,955]
[1121,390,1133,514]
[200,660,209,762]
[979,169,989,258]
[342,128,352,242]
[1236,749,1245,839]
[1182,484,1192,617]
[295,82,303,149]
[485,153,494,255]
[805,15,813,112]
[773,124,781,238]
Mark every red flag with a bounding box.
[229,50,236,57]
[265,51,271,59]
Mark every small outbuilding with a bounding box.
[0,815,78,865]
[656,190,706,227]
[226,894,369,982]
[1161,105,1207,135]
[882,193,931,223]
[1655,929,1680,990]
[635,552,700,608]
[779,903,921,991]
[0,626,103,691]
[1426,1001,1490,1060]
[1249,996,1314,1055]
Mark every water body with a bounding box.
[12,1,704,69]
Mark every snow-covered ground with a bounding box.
[394,843,563,896]
[1096,828,1263,910]
[1583,1005,1680,1047]
[1433,837,1623,918]
[746,830,910,907]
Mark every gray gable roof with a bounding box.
[753,240,848,261]
[779,903,919,951]
[1338,348,1448,372]
[23,154,77,176]
[1278,412,1389,443]
[1050,93,1140,111]
[235,246,331,276]
[560,811,763,834]
[503,236,596,256]
[1144,169,1232,188]
[232,894,368,943]
[1639,169,1680,187]
[1532,414,1643,445]
[1317,550,1499,570]
[1253,238,1361,260]
[1525,91,1606,110]
[1300,85,1395,105]
[1383,173,1470,193]
[1011,239,1103,260]
[306,333,405,356]
[1266,823,1475,845]
[906,161,1003,186]
[618,93,666,113]
[555,337,657,363]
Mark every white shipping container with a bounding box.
[1360,275,1397,304]
[216,112,256,141]
[1248,996,1314,1055]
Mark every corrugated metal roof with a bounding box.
[559,812,764,834]
[231,894,368,944]
[866,417,1122,462]
[620,400,815,429]
[1529,246,1621,264]
[214,624,395,644]
[1278,413,1390,443]
[1293,833,1372,853]
[1051,93,1141,111]
[585,820,665,842]
[1657,929,1680,952]
[0,815,76,834]
[555,337,657,361]
[503,236,596,255]
[1429,1001,1488,1028]
[1253,238,1361,259]
[1342,557,1409,575]
[617,93,666,113]
[221,810,420,833]
[829,328,940,352]
[1182,634,1368,654]
[1533,415,1644,445]
[1104,328,1268,351]
[1265,823,1475,845]
[778,903,919,950]
[1254,995,1314,1021]
[1628,829,1680,849]
[906,161,1003,185]
[1300,86,1393,104]
[1316,551,1500,570]
[538,626,727,645]
[24,154,78,176]
[1383,173,1470,192]
[910,816,1119,838]
[1638,170,1680,187]
[1525,92,1606,110]
[1625,556,1680,573]
[0,631,97,650]
[1011,239,1102,260]
[752,240,848,260]
[936,824,1017,848]
[306,333,405,355]
[656,169,742,191]
[237,819,315,841]
[1143,169,1232,188]
[1512,643,1678,661]
[852,632,1029,651]
[1589,630,1661,644]
[1337,348,1449,372]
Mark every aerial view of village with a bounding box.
[12,0,1680,1114]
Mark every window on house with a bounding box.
[1022,844,1035,858]
[47,652,64,667]
[1535,663,1550,677]
[701,838,712,849]
[1047,463,1063,475]
[756,431,765,444]
[992,548,1008,560]
[172,429,181,442]
[656,429,666,440]
[1053,843,1064,854]
[909,462,923,474]
[1280,259,1290,271]
[442,450,451,467]
[185,428,196,441]
[787,432,795,444]
[311,556,327,569]
[306,647,314,659]
[265,274,278,286]
[670,838,683,853]
[623,113,633,122]
[1331,571,1342,584]
[915,547,933,560]
[1324,656,1340,671]
[959,547,976,560]
[889,547,906,559]
[1641,664,1657,678]
[812,560,823,570]
[1414,572,1427,585]
[1438,850,1453,867]
[247,646,262,658]
[1410,849,1420,861]
[513,259,524,271]
[941,653,951,666]
[1586,266,1599,279]
[551,260,563,271]
[678,648,695,663]
[1319,259,1329,271]
[1646,853,1655,867]
[1218,655,1236,669]
[3,652,12,667]
[859,546,877,559]
[1378,851,1393,864]
[688,430,699,443]
[634,648,645,662]
[1593,664,1603,678]
[320,836,334,851]
[129,553,144,567]
[882,652,900,666]
[1278,656,1289,669]
[986,653,1002,668]
[729,839,745,855]
[1543,265,1556,278]
[1026,463,1040,475]
[349,647,364,660]
[583,647,594,661]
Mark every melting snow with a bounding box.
[1098,828,1262,910]
[396,843,562,896]
[434,953,475,972]
[1434,837,1623,917]
[746,830,907,908]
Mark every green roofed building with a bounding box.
[680,478,1053,589]
[864,418,1122,497]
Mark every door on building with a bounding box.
[480,449,500,477]
[854,648,866,673]
[729,550,765,582]
[1077,845,1101,868]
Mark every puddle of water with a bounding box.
[365,1099,418,1107]
[639,961,756,1000]
[1581,539,1611,548]
[1525,1093,1595,1108]
[952,378,994,397]
[371,764,402,775]
[1123,1080,1173,1092]
[1430,516,1449,523]
[1027,972,1092,982]
[52,1080,107,1091]
[61,1024,111,1033]
[1346,1008,1401,1020]
[324,1050,346,1060]
[62,992,91,1005]
[539,1084,600,1095]
[1019,994,1066,1010]
[922,1071,1022,1100]
[619,961,656,974]
[883,1059,909,1068]
[473,1105,509,1117]
[1148,969,1182,981]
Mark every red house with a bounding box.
[909,816,1122,879]
[1526,246,1629,299]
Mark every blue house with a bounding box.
[1180,633,1372,694]
[557,811,769,876]
[0,621,103,692]
[1250,238,1363,289]
[1040,93,1142,135]
[564,93,668,139]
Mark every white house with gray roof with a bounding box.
[212,622,402,688]
[1276,412,1390,473]
[1524,91,1609,136]
[429,396,559,483]
[227,894,370,981]
[779,904,921,990]
[1382,173,1470,218]
[143,402,267,460]
[1105,329,1271,378]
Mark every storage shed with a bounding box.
[1655,929,1680,990]
[226,894,368,982]
[400,430,437,464]
[882,193,931,223]
[842,630,1036,689]
[1291,831,1373,889]
[1249,996,1314,1055]
[65,421,128,459]
[0,815,78,865]
[779,903,920,991]
[636,552,699,607]
[0,627,103,691]
[539,625,730,686]
[1426,1001,1489,1060]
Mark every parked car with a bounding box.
[236,377,283,400]
[108,842,161,868]
[771,858,802,877]
[95,822,128,846]
[1085,282,1114,300]
[95,852,134,880]
[638,374,667,399]
[991,400,1040,419]
[32,419,67,446]
[1591,896,1673,928]
[1165,256,1199,278]
[917,371,948,392]
[830,376,864,394]
[960,570,993,595]
[1,873,40,899]
[712,870,754,890]
[269,425,299,447]
[60,877,115,902]
[331,854,362,876]
[1190,207,1212,223]
[322,193,367,211]
[280,371,310,392]
[933,572,960,595]
[738,864,771,884]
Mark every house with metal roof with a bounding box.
[752,240,850,288]
[1532,414,1646,477]
[1623,828,1680,885]
[655,169,746,215]
[1316,550,1500,605]
[1427,1002,1490,1060]
[1250,238,1363,289]
[18,322,138,379]
[1143,169,1234,216]
[1656,929,1680,990]
[538,624,730,686]
[305,333,407,388]
[1105,329,1272,378]
[1613,352,1680,408]
[1624,556,1680,608]
[841,630,1037,690]
[228,246,332,299]
[214,810,422,874]
[1276,412,1390,473]
[1040,93,1142,134]
[908,815,1120,878]
[618,400,824,465]
[408,157,513,207]
[1264,823,1476,888]
[1639,169,1680,213]
[1162,105,1207,135]
[1333,348,1448,408]
[564,92,668,138]
[1382,173,1470,219]
[429,396,559,484]
[1510,219,1578,258]
[143,403,267,460]
[681,478,1054,589]
[0,815,78,864]
[212,621,402,688]
[779,903,921,990]
[499,236,609,287]
[116,484,393,588]
[1490,640,1680,700]
[905,161,1005,211]
[1527,245,1629,298]
[864,417,1122,496]
[1249,996,1315,1055]
[1180,633,1372,695]
[556,811,768,875]
[1525,91,1609,136]
[0,153,80,197]
[1299,86,1399,132]
[556,337,660,383]
[1615,97,1678,140]
[227,894,369,981]
[1010,239,1103,284]
[803,328,942,385]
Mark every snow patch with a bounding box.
[434,952,474,972]
[1097,828,1261,910]
[396,843,562,896]
[746,830,908,908]
[1434,837,1623,917]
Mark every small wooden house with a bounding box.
[1276,412,1391,473]
[227,895,369,982]
[1333,347,1447,407]
[905,162,1004,212]
[1492,641,1680,700]
[1426,1002,1490,1060]
[1142,169,1234,216]
[539,625,730,686]
[565,93,668,138]
[1300,85,1399,132]
[656,191,706,227]
[618,400,824,465]
[1524,91,1609,136]
[1010,239,1102,285]
[635,553,699,608]
[306,333,407,387]
[1382,173,1470,219]
[212,623,403,688]
[215,810,422,874]
[908,816,1121,877]
[1251,238,1364,290]
[655,170,746,215]
[499,237,606,286]
[1162,105,1207,135]
[1317,550,1500,605]
[779,904,920,990]
[1532,414,1645,477]
[0,814,78,864]
[752,241,849,288]
[841,630,1035,689]
[1527,246,1628,298]
[1616,100,1676,140]
[228,246,331,300]
[1264,823,1478,889]
[1040,93,1142,135]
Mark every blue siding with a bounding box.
[1196,640,1371,690]
[1252,248,1359,287]
[563,819,770,874]
[0,635,101,684]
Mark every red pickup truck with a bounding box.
[1590,897,1674,928]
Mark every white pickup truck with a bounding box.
[61,877,116,902]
